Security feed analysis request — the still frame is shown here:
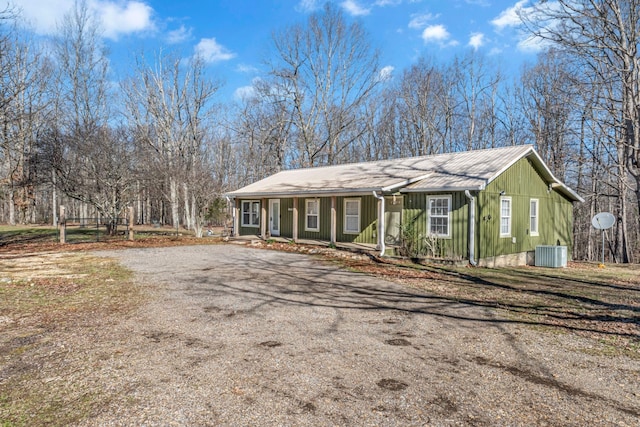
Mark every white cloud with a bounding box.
[378,65,394,81]
[296,0,322,13]
[422,24,452,44]
[491,1,558,52]
[194,38,236,63]
[166,25,192,44]
[12,0,155,39]
[517,33,550,52]
[465,0,491,6]
[234,85,256,101]
[374,0,402,6]
[468,32,485,49]
[340,0,371,16]
[95,1,155,40]
[236,64,260,74]
[408,12,437,30]
[491,0,530,30]
[13,0,73,34]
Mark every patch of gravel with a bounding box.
[65,244,640,426]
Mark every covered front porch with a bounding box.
[230,194,403,256]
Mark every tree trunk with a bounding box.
[8,186,15,226]
[170,177,180,229]
[52,171,58,226]
[136,181,142,225]
[183,182,192,231]
[193,193,203,238]
[145,194,151,225]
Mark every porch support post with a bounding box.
[233,199,240,237]
[373,191,385,256]
[292,197,298,242]
[330,196,337,245]
[261,198,267,239]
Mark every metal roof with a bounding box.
[227,145,583,202]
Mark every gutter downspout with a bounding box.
[373,191,385,257]
[465,190,477,266]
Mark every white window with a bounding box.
[343,198,361,234]
[530,199,539,236]
[241,200,260,227]
[500,197,512,237]
[242,200,260,227]
[305,199,320,232]
[427,195,451,238]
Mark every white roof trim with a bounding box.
[526,150,585,203]
[227,189,380,199]
[485,145,535,186]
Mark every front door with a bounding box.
[384,196,403,245]
[269,199,280,237]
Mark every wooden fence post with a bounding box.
[128,206,134,241]
[59,205,66,244]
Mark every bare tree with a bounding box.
[520,49,580,180]
[44,125,137,233]
[44,0,134,233]
[354,87,401,161]
[123,51,220,236]
[0,14,25,224]
[53,0,109,136]
[267,3,381,166]
[231,79,293,183]
[521,0,639,262]
[450,51,502,151]
[496,79,531,147]
[0,9,51,225]
[395,58,451,156]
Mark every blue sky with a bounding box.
[11,0,540,101]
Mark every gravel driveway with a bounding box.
[87,244,639,426]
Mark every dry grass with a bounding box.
[332,257,640,357]
[0,252,141,427]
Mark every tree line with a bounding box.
[0,1,637,261]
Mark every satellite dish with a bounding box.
[591,212,615,230]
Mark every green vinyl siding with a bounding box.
[278,198,294,238]
[297,197,332,240]
[402,192,469,259]
[477,157,575,259]
[239,225,260,236]
[236,198,293,238]
[238,199,261,236]
[336,195,378,244]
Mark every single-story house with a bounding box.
[226,145,583,266]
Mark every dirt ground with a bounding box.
[89,246,640,424]
[2,242,639,426]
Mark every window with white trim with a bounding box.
[343,198,361,234]
[241,200,260,227]
[305,199,320,232]
[530,198,539,236]
[427,195,451,238]
[500,196,512,237]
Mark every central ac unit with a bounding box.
[535,245,567,268]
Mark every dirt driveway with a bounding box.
[83,244,639,426]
